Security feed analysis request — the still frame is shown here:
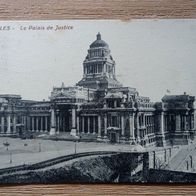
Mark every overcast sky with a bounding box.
[0,20,195,102]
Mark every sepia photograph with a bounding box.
[0,19,195,183]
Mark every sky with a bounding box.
[0,20,195,102]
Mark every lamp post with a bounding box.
[3,140,10,151]
[39,142,41,152]
[73,136,79,154]
[9,152,12,164]
[74,140,77,154]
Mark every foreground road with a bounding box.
[0,137,139,169]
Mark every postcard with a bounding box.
[0,20,195,183]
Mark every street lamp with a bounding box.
[3,140,10,151]
[9,152,12,164]
[74,140,77,154]
[73,135,80,154]
[39,142,41,152]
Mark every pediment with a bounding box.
[54,90,76,99]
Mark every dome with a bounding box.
[90,32,109,48]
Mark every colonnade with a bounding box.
[0,115,17,134]
[174,114,190,132]
[48,108,136,143]
[137,113,155,140]
[50,107,77,135]
[80,115,99,134]
[99,113,135,142]
[30,116,49,132]
[159,113,194,133]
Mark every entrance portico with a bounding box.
[50,103,79,136]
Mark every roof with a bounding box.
[0,94,21,99]
[31,102,51,107]
[162,95,191,102]
[90,33,109,48]
[104,91,123,99]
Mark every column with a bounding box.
[7,115,11,134]
[165,115,167,133]
[104,114,107,138]
[45,116,48,132]
[26,116,30,131]
[1,116,4,133]
[50,108,56,135]
[34,116,36,131]
[97,115,101,138]
[72,108,76,129]
[121,114,125,140]
[84,65,86,75]
[175,114,181,132]
[32,117,34,131]
[104,63,106,73]
[77,116,80,135]
[192,114,195,130]
[82,116,85,133]
[159,112,166,146]
[129,114,135,144]
[40,117,43,132]
[160,112,164,133]
[36,117,39,132]
[143,114,145,127]
[93,116,96,134]
[184,115,187,131]
[144,116,147,135]
[58,114,61,133]
[87,117,90,134]
[13,115,16,133]
[152,116,155,133]
[70,107,77,136]
[56,115,60,134]
[143,113,148,137]
[136,113,140,142]
[22,116,24,129]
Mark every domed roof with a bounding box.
[90,32,109,48]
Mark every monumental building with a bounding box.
[0,33,195,147]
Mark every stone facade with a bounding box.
[0,33,195,147]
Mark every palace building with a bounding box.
[0,33,195,146]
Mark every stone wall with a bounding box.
[148,169,196,183]
[0,152,148,184]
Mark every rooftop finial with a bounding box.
[97,32,101,40]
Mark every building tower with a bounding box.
[77,32,122,90]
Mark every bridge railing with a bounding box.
[0,151,118,176]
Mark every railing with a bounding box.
[148,146,180,169]
[0,151,118,176]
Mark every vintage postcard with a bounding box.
[0,20,195,183]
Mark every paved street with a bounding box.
[0,137,140,169]
[167,141,196,172]
[1,136,196,172]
